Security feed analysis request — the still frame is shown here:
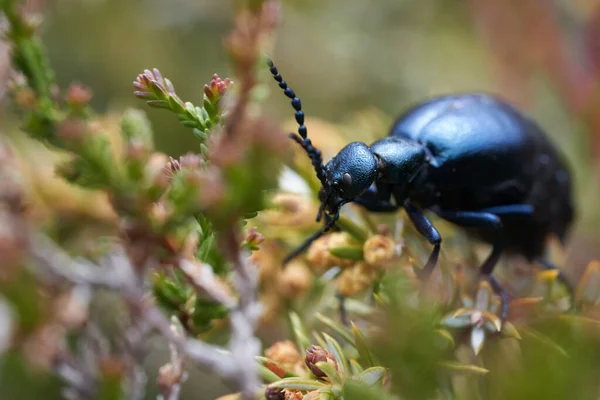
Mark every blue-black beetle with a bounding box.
[267,59,574,322]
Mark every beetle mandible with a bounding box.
[267,59,574,323]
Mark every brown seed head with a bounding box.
[264,386,285,400]
[305,345,337,377]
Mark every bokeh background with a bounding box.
[2,0,600,398]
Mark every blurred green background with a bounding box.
[2,0,600,398]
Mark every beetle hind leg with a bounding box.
[435,209,510,324]
[480,243,509,323]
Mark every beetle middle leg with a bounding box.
[354,184,399,213]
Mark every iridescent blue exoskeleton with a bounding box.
[267,59,574,324]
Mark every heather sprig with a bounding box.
[133,69,232,155]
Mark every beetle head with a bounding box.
[318,142,378,217]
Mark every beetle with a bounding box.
[267,59,574,323]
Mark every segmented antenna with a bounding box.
[267,59,327,185]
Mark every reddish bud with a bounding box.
[204,74,233,101]
[66,83,93,108]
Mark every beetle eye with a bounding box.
[342,173,352,187]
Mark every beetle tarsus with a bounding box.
[535,257,574,299]
[487,274,510,323]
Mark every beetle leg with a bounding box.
[535,257,574,298]
[403,200,442,280]
[354,185,399,213]
[435,210,502,230]
[478,204,534,216]
[434,210,510,321]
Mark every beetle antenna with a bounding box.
[267,59,327,186]
[282,210,339,265]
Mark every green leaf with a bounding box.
[438,361,489,376]
[342,379,392,400]
[323,332,348,376]
[290,312,311,353]
[351,322,375,368]
[258,364,282,383]
[268,377,328,391]
[500,321,521,340]
[357,367,386,386]
[520,327,570,358]
[316,313,354,345]
[330,246,364,260]
[335,216,368,242]
[349,359,364,375]
[312,331,328,350]
[315,361,343,386]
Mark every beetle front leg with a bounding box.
[354,185,399,213]
[403,200,442,280]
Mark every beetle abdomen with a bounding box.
[391,93,574,259]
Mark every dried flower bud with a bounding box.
[250,240,280,283]
[307,232,355,272]
[264,386,285,400]
[277,261,313,299]
[66,83,93,108]
[305,345,337,377]
[363,235,397,269]
[284,390,303,400]
[267,193,318,228]
[337,262,378,297]
[266,340,301,366]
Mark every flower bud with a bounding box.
[307,232,355,272]
[244,227,265,250]
[266,340,301,366]
[363,234,397,269]
[284,390,303,400]
[337,262,378,297]
[277,261,313,299]
[266,193,318,228]
[66,83,93,108]
[305,345,337,377]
